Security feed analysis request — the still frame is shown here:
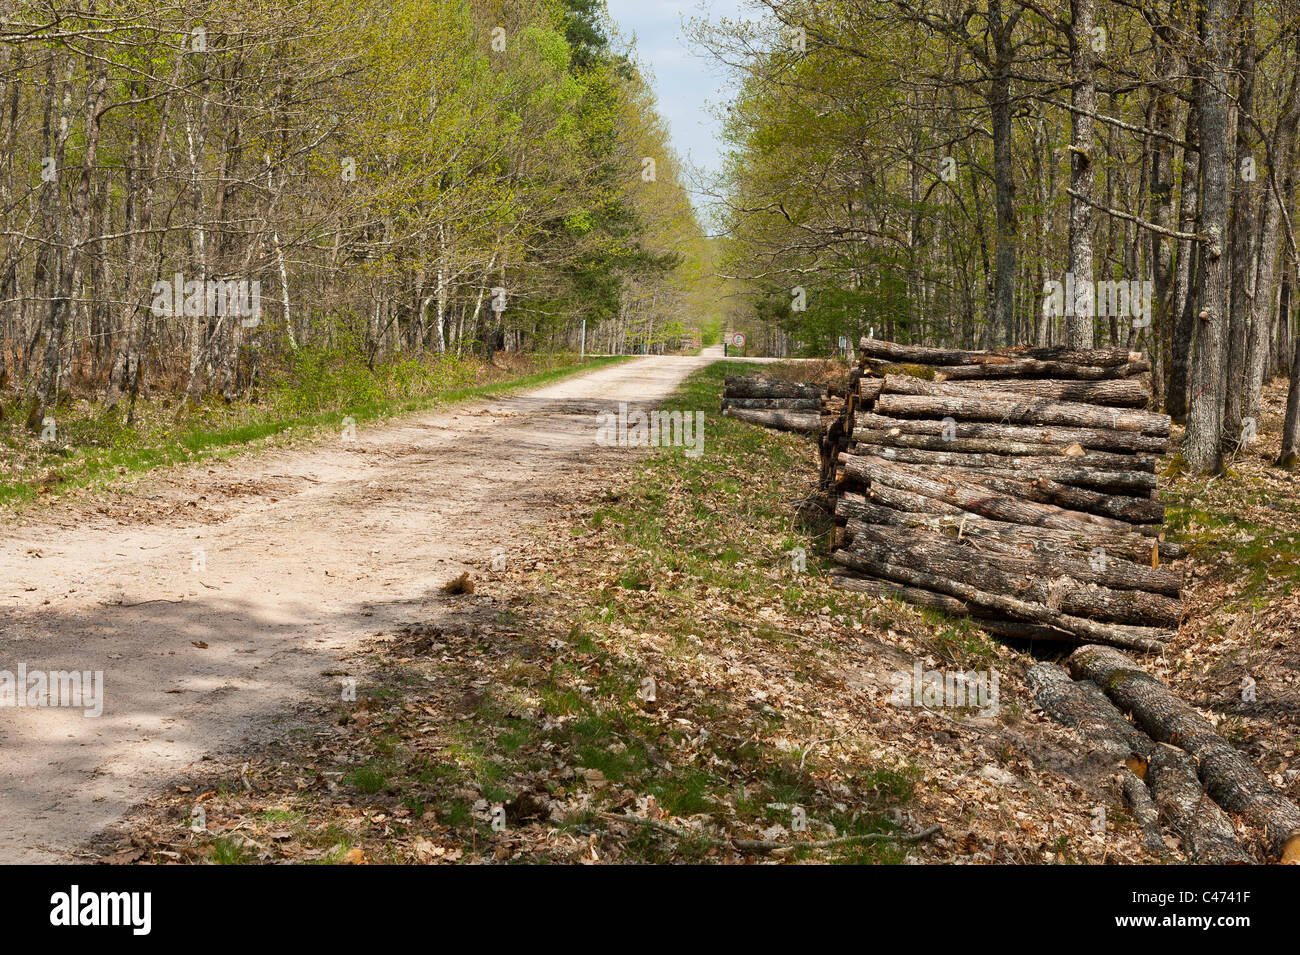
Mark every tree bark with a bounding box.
[1147,744,1255,864]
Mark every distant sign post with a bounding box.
[732,333,746,348]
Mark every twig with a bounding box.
[596,811,942,854]
[798,735,843,774]
[99,597,185,608]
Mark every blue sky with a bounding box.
[604,0,750,192]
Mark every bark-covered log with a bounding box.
[859,338,1141,367]
[723,375,826,400]
[829,567,1079,641]
[721,396,822,411]
[875,393,1171,437]
[912,467,1165,524]
[1026,476,1164,524]
[1121,769,1169,857]
[1147,745,1255,864]
[836,497,1182,594]
[723,407,821,433]
[832,542,1171,650]
[1068,645,1300,862]
[844,522,1182,627]
[854,412,1168,455]
[839,453,1137,532]
[852,441,1158,488]
[1027,662,1153,773]
[879,373,1152,408]
[864,356,1152,381]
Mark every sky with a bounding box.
[604,0,750,197]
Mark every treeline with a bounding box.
[698,0,1300,472]
[0,0,706,428]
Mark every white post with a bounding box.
[580,319,586,359]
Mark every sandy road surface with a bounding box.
[0,348,738,862]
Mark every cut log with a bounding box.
[1147,745,1255,864]
[854,413,1168,455]
[1068,645,1300,863]
[878,373,1152,408]
[1026,477,1164,525]
[835,498,1182,594]
[828,567,1079,642]
[908,467,1165,524]
[723,375,826,400]
[875,393,1171,437]
[839,454,1137,532]
[1121,769,1169,857]
[723,407,820,433]
[852,441,1158,487]
[830,547,1170,651]
[865,357,1152,381]
[844,522,1182,627]
[721,396,822,411]
[1026,663,1153,773]
[859,338,1141,368]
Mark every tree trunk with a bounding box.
[1185,0,1232,474]
[1066,0,1098,348]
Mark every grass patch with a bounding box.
[0,350,627,508]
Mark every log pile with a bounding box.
[825,337,1183,652]
[721,375,829,433]
[1030,646,1300,864]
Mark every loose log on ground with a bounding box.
[830,547,1169,651]
[1146,745,1254,864]
[723,407,820,433]
[875,393,1171,437]
[1121,769,1169,856]
[723,375,826,400]
[878,373,1152,408]
[1068,645,1300,863]
[844,522,1182,627]
[836,497,1182,594]
[854,413,1168,455]
[721,396,822,411]
[1026,662,1153,773]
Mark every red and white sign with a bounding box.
[732,333,746,347]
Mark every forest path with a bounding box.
[0,348,741,862]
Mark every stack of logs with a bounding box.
[721,375,830,433]
[823,338,1183,653]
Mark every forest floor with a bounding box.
[76,363,1298,866]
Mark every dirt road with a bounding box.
[0,349,727,862]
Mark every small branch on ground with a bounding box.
[595,810,942,854]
